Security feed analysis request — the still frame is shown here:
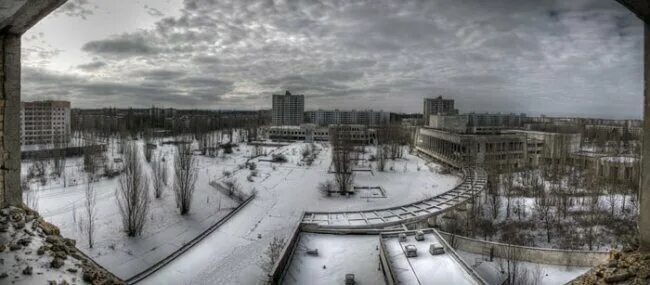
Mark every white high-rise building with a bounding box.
[272,91,304,126]
[20,100,71,146]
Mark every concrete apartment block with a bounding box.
[0,0,67,207]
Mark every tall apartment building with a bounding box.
[304,109,389,126]
[423,96,458,123]
[20,100,71,146]
[272,91,304,126]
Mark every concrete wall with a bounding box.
[1,33,22,207]
[438,231,608,267]
[0,0,67,208]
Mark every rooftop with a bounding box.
[282,233,384,285]
[381,230,483,285]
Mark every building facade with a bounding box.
[20,100,71,146]
[272,91,305,126]
[304,109,389,126]
[423,96,458,121]
[267,124,376,144]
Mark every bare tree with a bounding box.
[260,236,286,274]
[330,126,354,194]
[116,143,150,237]
[84,173,97,248]
[174,144,198,215]
[143,129,154,163]
[376,145,387,172]
[534,191,554,243]
[151,155,165,199]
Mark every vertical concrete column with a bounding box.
[641,23,650,251]
[0,33,22,207]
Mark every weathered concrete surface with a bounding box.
[0,0,28,29]
[0,0,66,208]
[641,22,650,252]
[614,0,650,252]
[1,33,21,207]
[616,0,650,22]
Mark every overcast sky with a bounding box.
[23,0,642,118]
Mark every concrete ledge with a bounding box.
[438,231,609,267]
[267,221,302,285]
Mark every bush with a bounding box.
[272,154,287,163]
[248,162,257,170]
[318,180,335,197]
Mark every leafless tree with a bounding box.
[534,191,554,243]
[376,145,387,172]
[260,236,286,274]
[174,144,198,215]
[500,233,525,285]
[143,129,154,163]
[116,143,150,237]
[151,155,165,199]
[330,126,354,193]
[84,173,97,248]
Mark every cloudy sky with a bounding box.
[23,0,642,118]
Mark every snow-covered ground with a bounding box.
[283,233,384,285]
[27,140,242,279]
[137,142,459,284]
[457,251,590,285]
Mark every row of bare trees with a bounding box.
[441,158,639,251]
[111,141,198,238]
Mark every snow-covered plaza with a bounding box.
[24,137,460,283]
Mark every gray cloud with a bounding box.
[77,61,106,71]
[82,36,158,56]
[25,0,644,117]
[53,0,95,19]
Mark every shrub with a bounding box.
[272,154,288,163]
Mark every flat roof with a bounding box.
[381,231,481,285]
[282,233,385,285]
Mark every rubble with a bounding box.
[570,250,650,284]
[0,205,124,284]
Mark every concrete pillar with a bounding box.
[641,23,650,251]
[0,33,22,207]
[0,0,68,208]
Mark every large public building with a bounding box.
[416,96,640,181]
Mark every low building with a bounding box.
[267,124,376,144]
[570,152,640,182]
